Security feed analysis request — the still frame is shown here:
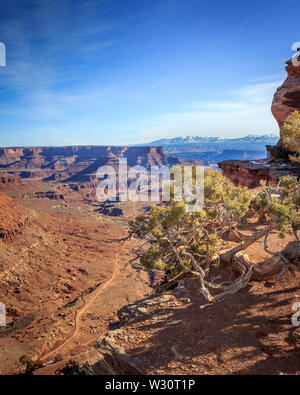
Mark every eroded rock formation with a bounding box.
[0,146,194,182]
[0,192,28,240]
[219,56,300,187]
[271,58,300,130]
[218,160,277,188]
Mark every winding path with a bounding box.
[41,237,131,363]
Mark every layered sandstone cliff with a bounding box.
[271,58,300,130]
[0,192,28,240]
[0,146,192,182]
[219,159,300,188]
[219,57,300,187]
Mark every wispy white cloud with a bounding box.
[0,1,287,146]
[0,0,117,94]
[137,79,283,142]
[230,80,282,103]
[251,72,285,82]
[0,0,124,146]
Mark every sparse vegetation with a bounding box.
[19,355,43,375]
[0,314,36,337]
[129,169,300,305]
[55,360,92,375]
[281,110,300,163]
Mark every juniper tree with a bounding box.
[128,169,300,306]
[281,110,300,163]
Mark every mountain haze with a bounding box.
[140,134,279,165]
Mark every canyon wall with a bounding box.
[0,192,28,240]
[271,58,300,130]
[219,160,277,188]
[0,146,189,182]
[219,56,300,187]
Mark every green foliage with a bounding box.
[251,175,300,237]
[204,169,252,221]
[129,168,300,280]
[281,110,300,163]
[129,169,252,277]
[251,189,268,213]
[55,360,91,375]
[19,355,43,375]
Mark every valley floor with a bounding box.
[0,179,299,375]
[0,181,152,374]
[38,217,300,376]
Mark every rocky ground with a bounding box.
[1,54,299,375]
[38,268,300,375]
[37,216,300,376]
[0,177,152,374]
[0,174,299,375]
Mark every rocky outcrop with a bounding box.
[0,146,192,182]
[219,57,300,187]
[218,159,300,188]
[94,203,123,217]
[34,191,65,200]
[270,56,300,152]
[0,172,22,185]
[218,160,276,187]
[0,192,28,240]
[91,334,143,374]
[271,58,300,130]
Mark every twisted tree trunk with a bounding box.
[220,225,275,264]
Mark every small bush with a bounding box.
[19,355,43,375]
[55,359,91,375]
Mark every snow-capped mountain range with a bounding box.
[140,134,279,164]
[143,134,279,149]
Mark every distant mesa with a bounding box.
[1,58,298,190]
[0,146,197,183]
[141,135,279,167]
[95,203,123,217]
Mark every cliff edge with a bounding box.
[219,57,300,187]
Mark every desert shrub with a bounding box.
[128,169,300,303]
[55,359,91,375]
[129,169,252,275]
[281,110,300,163]
[19,355,43,375]
[252,175,300,239]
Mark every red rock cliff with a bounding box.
[271,56,300,147]
[219,56,300,187]
[0,146,193,182]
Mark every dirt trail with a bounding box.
[41,238,131,363]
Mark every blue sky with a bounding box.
[0,0,299,146]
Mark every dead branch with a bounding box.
[220,224,275,264]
